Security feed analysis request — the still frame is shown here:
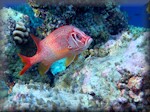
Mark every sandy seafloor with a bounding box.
[0,5,150,112]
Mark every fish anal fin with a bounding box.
[38,61,51,75]
[18,53,32,75]
[65,55,77,67]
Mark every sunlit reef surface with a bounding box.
[0,0,150,111]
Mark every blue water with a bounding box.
[120,4,149,28]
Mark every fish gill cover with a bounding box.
[0,0,150,111]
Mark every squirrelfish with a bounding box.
[18,25,93,75]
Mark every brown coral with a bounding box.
[12,22,30,44]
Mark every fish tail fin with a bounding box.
[18,53,32,75]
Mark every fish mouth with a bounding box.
[83,37,93,50]
[77,37,93,52]
[86,37,93,46]
[88,38,93,45]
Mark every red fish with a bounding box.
[18,25,93,75]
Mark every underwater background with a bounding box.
[0,0,150,111]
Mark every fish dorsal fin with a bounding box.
[30,34,41,52]
[50,25,73,39]
[38,61,51,75]
[65,55,78,67]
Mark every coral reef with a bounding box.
[28,0,128,44]
[50,58,66,75]
[0,0,128,83]
[51,28,150,111]
[11,4,43,28]
[25,0,128,75]
[0,7,28,81]
[12,22,30,44]
[0,81,9,99]
[109,97,137,111]
[1,27,149,111]
[0,7,51,84]
[82,47,109,57]
[2,81,102,111]
[0,1,150,111]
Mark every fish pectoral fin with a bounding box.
[65,55,78,67]
[74,55,78,61]
[38,62,51,75]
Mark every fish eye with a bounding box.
[76,34,82,40]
